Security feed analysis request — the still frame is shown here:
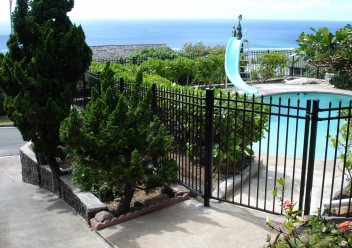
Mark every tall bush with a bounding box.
[60,64,178,216]
[0,0,91,191]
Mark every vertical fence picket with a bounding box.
[204,88,214,207]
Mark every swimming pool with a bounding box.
[255,92,352,159]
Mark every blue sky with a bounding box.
[1,0,351,24]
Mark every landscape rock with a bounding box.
[95,211,114,223]
[163,183,190,197]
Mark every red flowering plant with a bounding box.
[266,178,305,247]
[266,178,352,247]
[337,221,351,232]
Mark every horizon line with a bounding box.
[0,17,351,23]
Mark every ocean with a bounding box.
[0,19,350,53]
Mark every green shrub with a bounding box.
[127,46,178,59]
[181,42,208,56]
[140,54,225,86]
[253,52,290,83]
[60,64,178,216]
[166,57,196,85]
[332,71,352,90]
[90,61,137,82]
[140,58,167,78]
[267,179,352,247]
[194,55,225,85]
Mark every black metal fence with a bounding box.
[74,72,352,218]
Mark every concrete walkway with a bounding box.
[0,155,280,248]
[0,155,112,248]
[98,198,278,248]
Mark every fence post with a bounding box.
[119,77,125,94]
[299,100,311,211]
[204,88,214,207]
[151,83,157,116]
[304,99,319,215]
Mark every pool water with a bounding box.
[255,92,352,159]
[266,92,352,109]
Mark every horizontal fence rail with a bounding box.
[74,72,352,218]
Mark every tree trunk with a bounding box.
[47,154,62,196]
[114,182,135,217]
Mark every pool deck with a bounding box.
[253,82,352,97]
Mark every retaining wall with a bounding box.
[19,142,107,222]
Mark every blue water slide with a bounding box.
[225,37,259,95]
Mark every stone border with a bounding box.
[19,141,190,227]
[19,142,107,222]
[90,193,190,231]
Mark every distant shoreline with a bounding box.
[2,43,297,57]
[90,44,166,61]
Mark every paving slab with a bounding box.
[98,197,279,248]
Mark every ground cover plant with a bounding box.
[267,179,352,247]
[60,64,178,216]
